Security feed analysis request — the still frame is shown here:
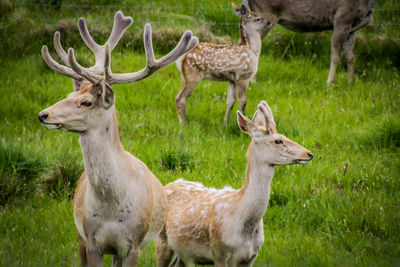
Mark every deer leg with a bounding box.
[155,226,173,267]
[122,246,140,267]
[214,261,229,267]
[86,238,103,267]
[223,81,237,126]
[343,31,356,84]
[236,80,250,115]
[327,26,348,85]
[238,256,257,267]
[171,257,190,267]
[112,255,122,267]
[78,234,88,267]
[176,78,200,124]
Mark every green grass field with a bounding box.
[1,0,400,266]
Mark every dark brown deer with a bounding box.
[245,0,376,84]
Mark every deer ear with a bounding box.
[237,111,256,134]
[240,4,249,16]
[252,110,266,128]
[101,81,114,109]
[232,3,241,16]
[73,80,81,91]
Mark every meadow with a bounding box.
[1,0,400,266]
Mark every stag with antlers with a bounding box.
[38,11,198,266]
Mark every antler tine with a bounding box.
[67,48,103,85]
[42,45,83,81]
[143,24,156,68]
[107,24,199,84]
[104,43,112,82]
[107,11,133,51]
[145,24,199,70]
[78,17,101,54]
[78,11,132,75]
[53,32,70,66]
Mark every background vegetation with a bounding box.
[0,0,399,266]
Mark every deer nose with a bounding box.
[307,152,314,159]
[38,112,48,123]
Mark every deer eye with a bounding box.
[81,101,92,107]
[274,139,283,145]
[255,18,263,22]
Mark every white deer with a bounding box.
[175,4,274,125]
[156,101,313,266]
[38,11,198,267]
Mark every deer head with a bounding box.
[38,11,198,133]
[232,3,275,33]
[237,101,313,165]
[38,80,116,133]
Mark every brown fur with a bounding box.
[246,0,376,84]
[175,5,274,125]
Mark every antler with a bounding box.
[44,11,133,77]
[104,24,198,84]
[78,11,133,74]
[41,11,132,83]
[42,11,199,87]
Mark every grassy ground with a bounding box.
[1,50,399,266]
[1,0,400,266]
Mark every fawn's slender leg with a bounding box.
[236,79,250,115]
[223,81,237,126]
[176,77,201,123]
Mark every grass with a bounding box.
[1,0,400,266]
[1,50,399,266]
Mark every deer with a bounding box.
[38,11,198,267]
[244,0,376,84]
[175,4,275,125]
[155,100,313,266]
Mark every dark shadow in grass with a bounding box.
[160,148,195,171]
[269,191,289,207]
[226,121,242,137]
[354,117,400,150]
[0,141,46,205]
[0,140,84,204]
[41,160,83,200]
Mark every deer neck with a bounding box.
[235,142,274,232]
[238,24,262,57]
[79,106,125,198]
